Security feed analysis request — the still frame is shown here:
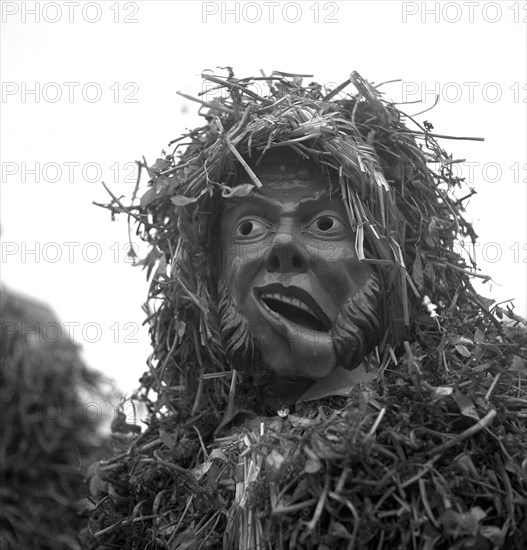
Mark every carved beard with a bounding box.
[217,274,264,374]
[218,271,383,376]
[332,270,383,370]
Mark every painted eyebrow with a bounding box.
[223,193,337,210]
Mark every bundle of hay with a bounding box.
[0,289,110,550]
[85,70,526,549]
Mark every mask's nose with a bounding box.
[265,229,309,273]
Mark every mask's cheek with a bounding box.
[318,251,373,296]
[222,244,263,307]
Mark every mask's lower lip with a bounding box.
[255,290,330,333]
[251,288,337,381]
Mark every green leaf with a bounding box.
[191,461,212,481]
[412,253,424,290]
[171,527,197,550]
[139,188,156,208]
[328,520,351,538]
[479,526,504,546]
[473,327,485,344]
[266,449,285,471]
[453,390,479,420]
[147,157,171,177]
[221,183,255,198]
[304,456,321,474]
[431,386,453,400]
[159,428,176,450]
[441,507,486,537]
[171,195,199,206]
[175,320,186,339]
[303,447,322,474]
[455,344,472,358]
[509,354,527,374]
[209,448,228,462]
[299,365,374,402]
[450,335,474,346]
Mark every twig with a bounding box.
[154,451,195,480]
[328,491,360,548]
[323,77,352,101]
[431,260,491,282]
[485,373,502,401]
[406,129,484,141]
[200,73,273,106]
[367,407,386,437]
[176,91,235,114]
[224,136,263,187]
[225,369,238,424]
[410,94,440,118]
[419,479,440,528]
[93,512,169,538]
[99,181,143,223]
[271,499,317,515]
[306,478,329,530]
[428,408,497,457]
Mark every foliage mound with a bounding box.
[0,289,110,550]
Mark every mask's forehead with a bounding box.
[237,148,336,198]
[254,156,319,186]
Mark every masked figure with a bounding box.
[87,71,527,550]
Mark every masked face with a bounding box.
[219,152,379,385]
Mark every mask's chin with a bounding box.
[251,288,337,383]
[219,271,382,407]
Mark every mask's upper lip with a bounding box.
[254,283,332,331]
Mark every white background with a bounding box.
[1,0,526,397]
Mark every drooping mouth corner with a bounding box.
[254,284,332,332]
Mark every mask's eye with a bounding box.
[307,215,345,236]
[234,218,268,239]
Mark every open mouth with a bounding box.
[256,285,331,332]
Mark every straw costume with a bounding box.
[85,71,527,549]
